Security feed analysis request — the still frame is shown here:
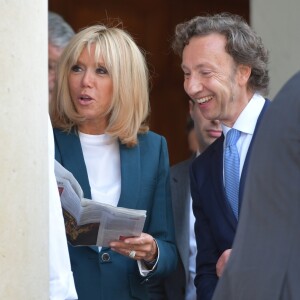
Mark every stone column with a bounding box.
[251,0,300,99]
[0,1,48,299]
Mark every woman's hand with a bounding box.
[110,232,157,261]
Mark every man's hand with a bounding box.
[216,249,232,277]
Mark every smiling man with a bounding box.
[172,13,271,300]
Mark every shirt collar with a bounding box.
[222,93,265,136]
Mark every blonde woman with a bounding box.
[50,24,177,300]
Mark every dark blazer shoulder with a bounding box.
[191,136,224,172]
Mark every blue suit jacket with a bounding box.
[190,100,270,300]
[53,129,177,300]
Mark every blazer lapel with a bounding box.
[54,129,98,252]
[117,143,140,209]
[54,129,91,199]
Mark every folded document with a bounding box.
[54,160,147,247]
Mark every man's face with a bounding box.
[189,100,222,152]
[48,44,64,100]
[182,33,250,127]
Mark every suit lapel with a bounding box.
[117,143,140,209]
[171,160,191,274]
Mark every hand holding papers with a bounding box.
[54,161,147,247]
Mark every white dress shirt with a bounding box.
[222,93,265,178]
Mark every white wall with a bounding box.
[0,1,48,298]
[251,0,300,99]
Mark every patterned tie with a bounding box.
[224,128,241,219]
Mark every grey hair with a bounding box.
[172,13,269,96]
[48,11,75,49]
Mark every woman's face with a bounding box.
[68,44,113,134]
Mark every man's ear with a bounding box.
[237,64,251,86]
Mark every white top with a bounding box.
[78,132,121,206]
[49,117,78,300]
[222,93,265,178]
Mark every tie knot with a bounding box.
[226,129,240,147]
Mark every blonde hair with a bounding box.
[50,24,150,147]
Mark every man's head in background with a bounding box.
[189,99,222,154]
[186,116,198,154]
[48,11,74,100]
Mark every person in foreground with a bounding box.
[49,116,78,300]
[48,11,77,300]
[212,71,300,300]
[149,103,221,300]
[49,24,177,300]
[48,11,74,100]
[172,13,271,300]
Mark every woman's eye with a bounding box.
[96,67,108,75]
[71,65,82,72]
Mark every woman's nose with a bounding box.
[82,70,94,88]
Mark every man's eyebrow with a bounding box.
[181,63,210,70]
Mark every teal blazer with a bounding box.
[53,128,177,300]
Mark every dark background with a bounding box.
[49,0,249,165]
